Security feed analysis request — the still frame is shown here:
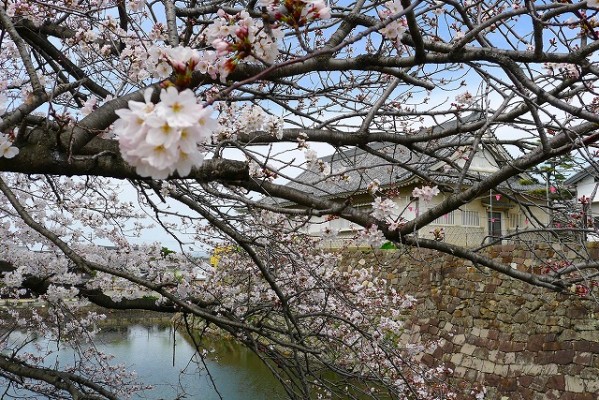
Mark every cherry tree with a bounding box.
[0,0,598,398]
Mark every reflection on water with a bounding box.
[5,325,286,400]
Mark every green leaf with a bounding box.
[380,241,397,250]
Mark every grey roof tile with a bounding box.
[269,113,546,204]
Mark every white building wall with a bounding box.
[576,175,599,203]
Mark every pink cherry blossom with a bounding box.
[371,197,397,219]
[378,0,407,44]
[411,185,440,202]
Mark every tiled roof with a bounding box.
[267,113,545,205]
[564,164,599,185]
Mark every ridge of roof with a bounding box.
[284,113,491,196]
[564,164,599,185]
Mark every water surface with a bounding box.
[4,325,286,400]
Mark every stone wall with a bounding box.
[340,244,599,399]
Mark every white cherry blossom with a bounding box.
[115,87,215,179]
[0,136,18,159]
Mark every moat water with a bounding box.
[3,325,286,399]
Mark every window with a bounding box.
[433,210,456,225]
[461,210,480,226]
[508,213,524,229]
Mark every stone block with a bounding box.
[481,360,495,374]
[584,378,599,392]
[546,375,565,391]
[469,357,484,371]
[452,333,466,345]
[420,353,435,366]
[442,321,454,332]
[460,343,477,355]
[529,376,549,392]
[559,393,595,400]
[516,351,535,366]
[484,373,501,386]
[498,376,518,392]
[450,353,463,365]
[540,363,559,375]
[560,341,574,350]
[543,341,562,351]
[519,364,543,375]
[518,375,534,387]
[568,306,589,319]
[573,352,593,366]
[537,351,554,365]
[578,331,599,342]
[564,376,585,393]
[527,338,543,351]
[504,352,516,364]
[488,350,499,363]
[473,347,489,359]
[508,330,525,341]
[499,341,526,352]
[487,330,499,340]
[553,350,575,365]
[464,367,480,381]
[431,345,446,359]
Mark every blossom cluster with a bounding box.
[138,3,330,83]
[371,197,397,219]
[544,62,580,79]
[201,224,454,397]
[114,87,216,179]
[207,9,283,69]
[215,104,283,140]
[145,45,225,83]
[412,185,440,202]
[378,0,407,44]
[259,0,331,27]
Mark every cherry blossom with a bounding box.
[205,9,282,67]
[455,91,475,105]
[412,185,440,202]
[0,0,596,398]
[0,135,18,159]
[367,179,381,195]
[114,87,215,179]
[80,96,98,116]
[386,216,406,231]
[260,0,331,27]
[371,197,397,219]
[378,0,407,44]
